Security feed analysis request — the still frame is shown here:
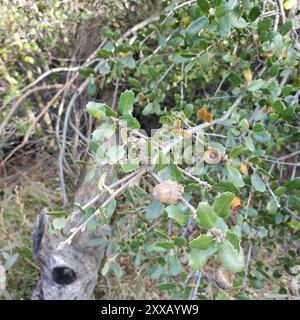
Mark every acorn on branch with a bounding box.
[152,180,183,205]
[203,149,222,164]
[215,268,234,290]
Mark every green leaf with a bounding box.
[169,162,182,182]
[120,55,136,69]
[190,234,214,250]
[197,0,210,13]
[146,200,165,221]
[229,145,245,159]
[128,77,141,88]
[215,181,240,194]
[285,177,300,192]
[120,159,140,173]
[101,261,110,276]
[97,49,112,58]
[247,79,265,92]
[197,202,218,229]
[186,16,209,36]
[169,256,181,276]
[166,204,189,226]
[188,246,216,270]
[118,90,135,115]
[218,14,231,38]
[92,123,116,141]
[227,230,241,252]
[99,60,111,75]
[251,172,266,192]
[279,20,293,35]
[227,165,245,188]
[47,211,69,218]
[111,262,123,278]
[156,283,176,290]
[214,192,235,219]
[219,241,245,273]
[244,136,255,152]
[121,114,140,129]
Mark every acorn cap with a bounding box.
[203,149,222,164]
[152,180,183,205]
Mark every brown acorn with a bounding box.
[215,268,234,290]
[203,149,222,164]
[152,180,183,205]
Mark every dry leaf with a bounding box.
[197,107,213,122]
[231,196,242,211]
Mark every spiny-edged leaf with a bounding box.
[214,192,235,219]
[118,90,135,115]
[121,114,140,129]
[185,16,209,35]
[197,202,218,229]
[146,200,165,221]
[285,177,300,192]
[251,172,266,192]
[169,161,182,182]
[166,204,189,226]
[229,145,245,159]
[215,217,228,235]
[190,234,214,250]
[219,240,245,273]
[227,230,241,252]
[188,246,216,270]
[226,165,245,188]
[92,123,116,141]
[215,181,240,194]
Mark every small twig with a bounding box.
[58,168,147,249]
[0,84,63,137]
[265,178,281,208]
[112,78,120,111]
[243,242,253,288]
[189,271,202,300]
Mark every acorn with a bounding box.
[152,180,183,205]
[203,149,222,164]
[215,268,234,290]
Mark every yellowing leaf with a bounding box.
[283,0,297,10]
[119,51,128,58]
[239,163,249,177]
[242,68,252,83]
[181,17,191,27]
[173,119,181,129]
